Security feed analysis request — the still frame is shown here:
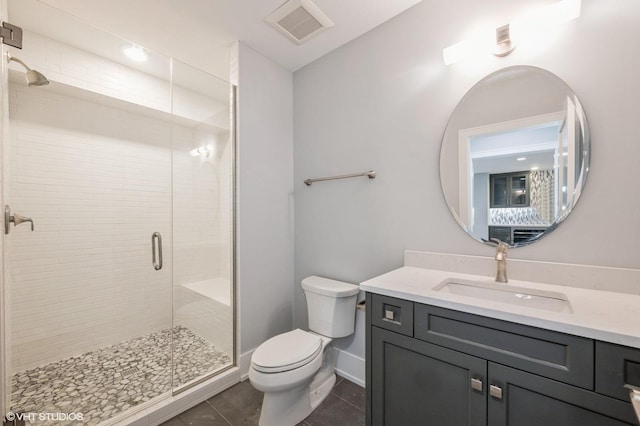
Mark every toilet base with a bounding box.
[308,358,336,410]
[309,371,336,411]
[258,371,336,426]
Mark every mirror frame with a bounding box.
[439,65,590,248]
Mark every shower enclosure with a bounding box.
[0,0,235,424]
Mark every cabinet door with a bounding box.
[488,363,638,426]
[490,171,530,208]
[371,327,486,426]
[490,175,508,207]
[509,173,529,207]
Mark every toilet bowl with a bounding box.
[249,329,334,425]
[249,276,359,426]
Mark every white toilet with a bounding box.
[249,276,359,426]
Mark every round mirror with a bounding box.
[440,66,589,247]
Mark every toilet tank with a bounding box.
[302,276,359,338]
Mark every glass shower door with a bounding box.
[3,1,174,423]
[171,60,235,391]
[2,1,236,423]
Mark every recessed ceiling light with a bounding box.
[530,166,539,171]
[123,45,147,62]
[516,157,527,161]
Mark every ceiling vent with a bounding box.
[265,0,334,45]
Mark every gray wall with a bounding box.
[293,0,640,375]
[236,43,294,365]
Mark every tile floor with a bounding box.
[11,327,231,425]
[161,376,365,425]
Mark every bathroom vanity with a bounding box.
[361,64,640,425]
[362,261,640,426]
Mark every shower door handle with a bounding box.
[152,232,163,271]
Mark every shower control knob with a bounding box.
[4,205,34,234]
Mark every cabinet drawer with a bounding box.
[596,341,640,402]
[414,304,594,389]
[370,294,413,337]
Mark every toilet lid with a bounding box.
[252,329,322,373]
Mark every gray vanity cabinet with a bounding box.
[370,327,486,426]
[366,293,639,426]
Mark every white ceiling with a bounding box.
[34,0,424,79]
[471,125,560,174]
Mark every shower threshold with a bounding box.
[11,326,231,425]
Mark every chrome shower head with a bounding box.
[7,53,49,87]
[25,69,49,87]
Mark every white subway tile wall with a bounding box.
[7,30,234,372]
[9,31,229,128]
[12,31,168,113]
[8,83,173,371]
[172,124,234,358]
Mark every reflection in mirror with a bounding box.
[440,66,589,247]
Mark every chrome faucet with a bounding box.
[626,385,640,423]
[490,238,509,283]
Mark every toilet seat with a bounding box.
[252,329,322,373]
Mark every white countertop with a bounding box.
[360,266,640,349]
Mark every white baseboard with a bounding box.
[333,348,365,388]
[239,348,255,381]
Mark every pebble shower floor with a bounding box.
[10,326,231,425]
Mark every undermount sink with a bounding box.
[433,278,573,313]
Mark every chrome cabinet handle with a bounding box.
[470,378,483,393]
[490,384,503,400]
[625,384,640,422]
[152,232,163,270]
[5,205,34,235]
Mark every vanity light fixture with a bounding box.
[442,0,581,65]
[494,24,515,57]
